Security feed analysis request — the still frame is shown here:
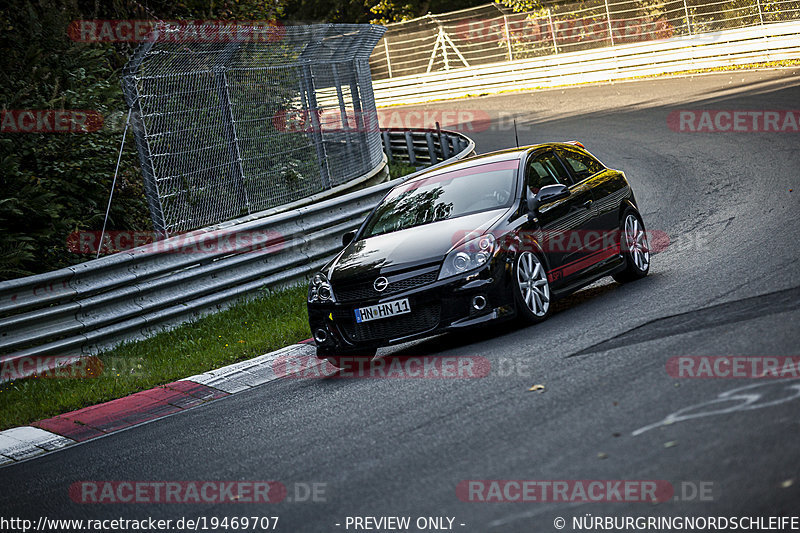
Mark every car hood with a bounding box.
[329,208,507,283]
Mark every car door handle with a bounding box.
[581,200,593,209]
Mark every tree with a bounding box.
[495,0,543,13]
[0,0,290,280]
[282,0,486,25]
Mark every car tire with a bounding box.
[613,208,650,283]
[513,251,552,323]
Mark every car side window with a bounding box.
[558,148,605,182]
[526,151,571,193]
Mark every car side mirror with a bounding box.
[535,184,570,207]
[527,184,570,220]
[342,230,356,247]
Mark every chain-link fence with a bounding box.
[370,0,800,79]
[122,23,386,236]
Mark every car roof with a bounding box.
[402,142,578,185]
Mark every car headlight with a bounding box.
[438,234,495,280]
[308,273,335,303]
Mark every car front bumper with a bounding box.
[308,260,515,355]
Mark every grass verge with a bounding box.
[1,160,422,432]
[0,284,311,431]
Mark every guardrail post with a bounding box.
[404,130,417,166]
[425,132,438,164]
[382,131,393,162]
[436,122,451,160]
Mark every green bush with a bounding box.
[0,0,293,280]
[0,1,149,280]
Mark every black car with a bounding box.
[307,142,650,366]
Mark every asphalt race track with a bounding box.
[2,69,799,531]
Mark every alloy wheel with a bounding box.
[624,214,650,272]
[517,252,550,317]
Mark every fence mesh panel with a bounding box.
[123,24,386,236]
[370,0,800,79]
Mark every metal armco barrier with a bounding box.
[382,128,471,167]
[372,22,800,106]
[0,129,475,378]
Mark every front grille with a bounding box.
[335,270,438,302]
[335,302,441,343]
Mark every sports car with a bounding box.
[307,142,650,366]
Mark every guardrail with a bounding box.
[372,21,800,106]
[0,129,475,378]
[382,128,472,167]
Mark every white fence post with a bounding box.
[370,0,798,84]
[683,0,693,35]
[503,14,513,61]
[384,38,393,78]
[547,8,559,54]
[441,28,450,70]
[604,0,615,46]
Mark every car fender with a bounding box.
[618,197,640,224]
[507,231,553,273]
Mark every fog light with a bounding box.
[472,295,487,311]
[317,285,332,301]
[314,328,328,344]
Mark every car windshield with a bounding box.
[361,160,519,238]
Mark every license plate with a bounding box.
[355,298,411,323]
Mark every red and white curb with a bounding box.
[185,343,317,393]
[0,426,74,465]
[0,343,319,466]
